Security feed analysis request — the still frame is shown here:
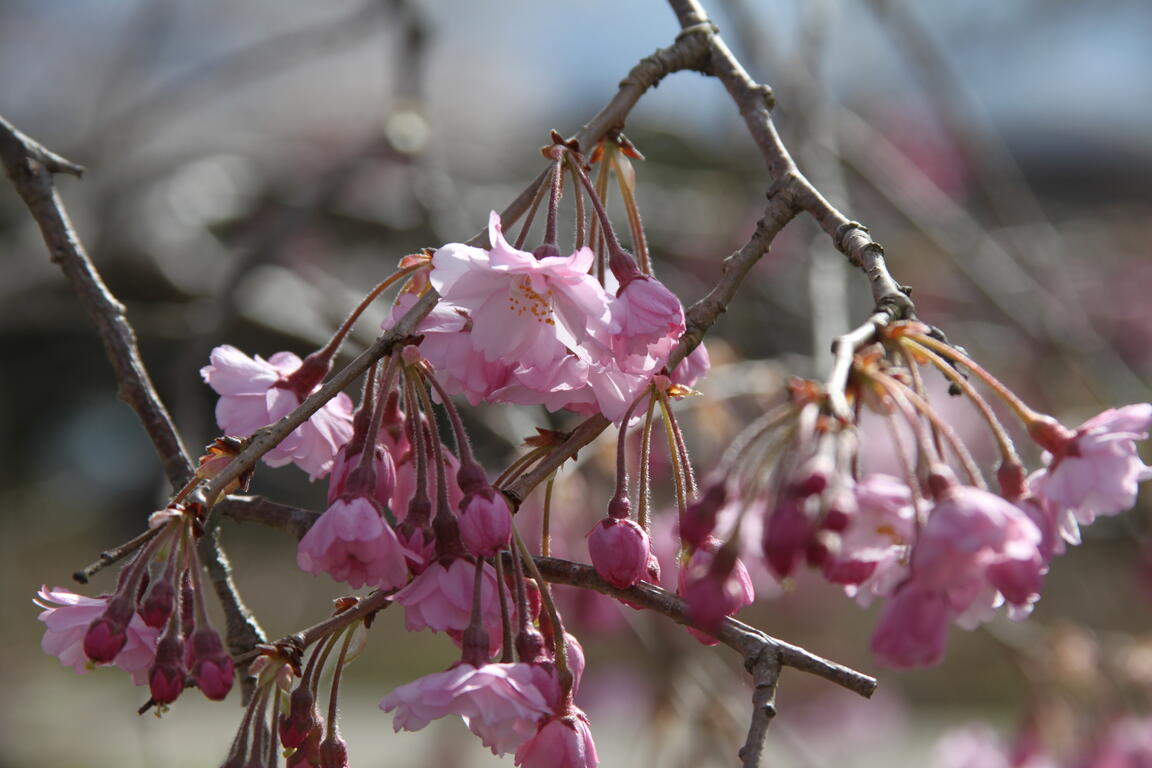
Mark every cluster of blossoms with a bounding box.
[729,327,1152,668]
[32,133,1151,768]
[37,500,235,708]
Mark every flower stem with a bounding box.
[902,338,1024,468]
[608,147,651,274]
[637,393,658,532]
[317,264,425,361]
[910,333,1040,424]
[511,524,569,684]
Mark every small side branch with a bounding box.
[739,646,781,768]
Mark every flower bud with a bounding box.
[762,495,810,579]
[188,628,234,700]
[83,595,135,663]
[138,574,176,629]
[680,482,727,550]
[587,517,650,590]
[319,732,349,768]
[148,635,186,705]
[280,685,322,749]
[458,488,512,558]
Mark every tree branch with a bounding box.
[0,114,193,489]
[220,497,877,698]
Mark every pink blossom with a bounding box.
[870,584,951,669]
[385,294,512,406]
[831,474,915,606]
[35,586,160,685]
[458,489,513,558]
[670,343,710,389]
[1031,404,1152,526]
[678,542,755,641]
[431,212,612,375]
[870,481,1045,668]
[380,662,551,756]
[201,345,354,479]
[587,517,650,590]
[608,275,685,360]
[297,497,411,590]
[392,559,507,655]
[515,710,599,768]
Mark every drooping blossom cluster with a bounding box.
[399,211,687,422]
[735,326,1152,669]
[36,503,234,707]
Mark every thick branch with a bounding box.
[0,114,193,488]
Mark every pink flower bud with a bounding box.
[319,733,349,768]
[188,628,234,700]
[458,488,512,558]
[515,709,599,768]
[680,482,727,550]
[148,635,185,705]
[587,517,650,590]
[280,685,321,749]
[680,546,755,635]
[83,596,134,663]
[762,495,810,579]
[138,575,176,629]
[286,726,322,768]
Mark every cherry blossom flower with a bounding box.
[392,559,507,655]
[831,474,916,606]
[515,709,599,768]
[326,444,397,507]
[430,212,612,375]
[871,480,1045,668]
[380,662,551,756]
[35,586,160,685]
[669,342,710,390]
[201,345,354,479]
[1031,403,1152,526]
[608,274,685,361]
[297,497,411,590]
